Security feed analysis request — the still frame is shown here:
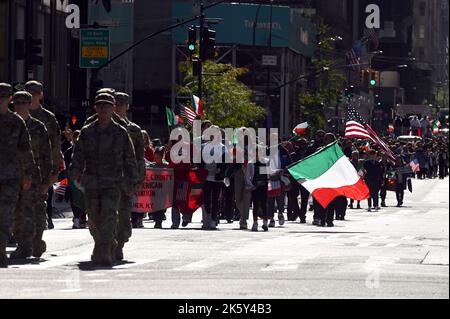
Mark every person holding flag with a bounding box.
[287,139,370,224]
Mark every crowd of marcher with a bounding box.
[1,80,448,267]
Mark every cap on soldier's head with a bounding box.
[13,91,32,104]
[0,83,13,98]
[24,80,44,94]
[96,88,116,95]
[114,92,129,104]
[94,93,115,106]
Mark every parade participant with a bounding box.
[349,150,364,209]
[0,84,35,268]
[69,93,138,266]
[113,92,146,255]
[363,150,384,212]
[147,147,169,229]
[251,150,269,232]
[25,81,62,230]
[10,91,52,259]
[63,130,87,229]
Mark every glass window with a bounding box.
[419,2,426,16]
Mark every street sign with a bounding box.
[262,55,277,66]
[80,29,110,68]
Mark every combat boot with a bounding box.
[0,239,8,268]
[115,241,124,261]
[32,240,47,258]
[91,243,113,266]
[9,245,32,260]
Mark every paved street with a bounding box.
[0,178,448,299]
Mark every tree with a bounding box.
[178,59,266,128]
[299,23,346,133]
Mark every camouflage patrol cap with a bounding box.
[13,91,32,104]
[114,92,129,104]
[95,93,115,105]
[25,80,44,94]
[0,83,13,97]
[96,88,116,95]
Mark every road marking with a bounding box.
[385,243,399,248]
[60,289,82,293]
[113,258,160,270]
[14,253,91,269]
[357,243,372,247]
[173,258,222,271]
[401,236,415,240]
[262,260,299,272]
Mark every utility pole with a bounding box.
[266,1,273,128]
[198,3,205,100]
[24,0,33,81]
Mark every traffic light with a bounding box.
[337,91,344,104]
[192,56,201,76]
[360,69,368,86]
[29,38,43,66]
[71,115,77,126]
[187,25,196,55]
[322,69,329,86]
[369,69,380,87]
[201,27,216,60]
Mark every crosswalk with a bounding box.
[5,233,443,272]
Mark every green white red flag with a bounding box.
[293,122,308,135]
[191,95,203,118]
[287,142,370,208]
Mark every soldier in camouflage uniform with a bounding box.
[84,88,129,129]
[69,93,138,266]
[0,84,34,268]
[10,91,53,259]
[25,81,61,233]
[113,92,146,260]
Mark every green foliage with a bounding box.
[299,23,346,132]
[178,58,266,128]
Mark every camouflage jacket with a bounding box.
[123,117,146,184]
[30,105,61,175]
[0,110,34,180]
[24,116,52,185]
[69,120,139,191]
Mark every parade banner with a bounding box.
[132,168,174,213]
[173,169,208,215]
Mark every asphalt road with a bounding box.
[1,178,448,299]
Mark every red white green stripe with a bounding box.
[287,142,369,208]
[191,95,203,118]
[166,107,179,126]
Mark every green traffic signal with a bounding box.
[370,79,376,86]
[188,44,195,51]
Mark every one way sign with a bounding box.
[80,29,110,68]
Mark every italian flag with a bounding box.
[293,122,308,135]
[191,95,204,118]
[166,107,180,127]
[433,120,441,134]
[287,142,370,208]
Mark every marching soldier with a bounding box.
[69,93,138,266]
[113,92,146,260]
[0,84,34,268]
[25,81,62,231]
[10,91,52,259]
[84,88,129,129]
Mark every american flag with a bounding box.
[364,28,379,49]
[409,159,420,173]
[179,104,197,125]
[345,105,396,164]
